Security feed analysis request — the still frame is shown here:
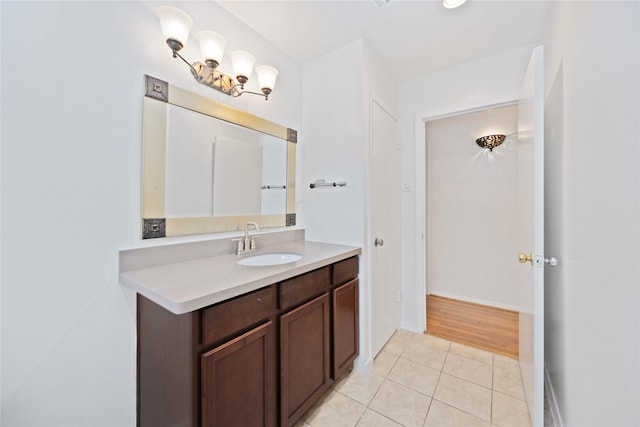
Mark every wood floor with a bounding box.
[426,295,519,359]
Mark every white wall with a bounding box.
[302,41,365,246]
[302,39,397,370]
[0,1,302,425]
[543,2,640,425]
[426,106,520,310]
[398,45,537,332]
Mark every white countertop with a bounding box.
[119,240,361,314]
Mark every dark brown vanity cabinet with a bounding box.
[332,278,359,379]
[137,286,277,427]
[279,265,332,427]
[201,321,276,427]
[137,255,359,427]
[278,257,359,427]
[331,255,360,380]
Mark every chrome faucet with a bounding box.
[233,222,260,255]
[244,222,260,250]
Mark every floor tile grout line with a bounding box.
[430,397,493,425]
[423,347,448,425]
[364,407,403,427]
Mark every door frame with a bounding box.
[413,100,518,333]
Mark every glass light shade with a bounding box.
[230,50,256,82]
[197,31,226,66]
[476,134,506,151]
[157,6,193,47]
[443,0,467,8]
[255,66,279,91]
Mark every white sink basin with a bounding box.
[237,252,303,266]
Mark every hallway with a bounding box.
[295,330,531,427]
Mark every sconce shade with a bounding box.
[156,11,278,101]
[255,65,279,94]
[230,50,256,84]
[157,6,193,51]
[197,31,226,69]
[476,134,506,151]
[443,0,467,8]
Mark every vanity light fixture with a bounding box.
[443,0,467,8]
[476,134,506,152]
[156,6,278,100]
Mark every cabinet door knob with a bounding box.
[374,238,384,247]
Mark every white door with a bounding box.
[370,100,400,356]
[516,46,545,427]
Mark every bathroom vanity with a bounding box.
[124,77,359,426]
[119,231,360,427]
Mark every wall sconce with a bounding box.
[156,6,278,100]
[476,134,506,152]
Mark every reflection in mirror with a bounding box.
[164,105,287,218]
[141,75,296,239]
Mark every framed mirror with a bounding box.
[141,75,297,239]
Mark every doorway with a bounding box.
[424,105,519,307]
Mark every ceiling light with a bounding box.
[476,134,506,152]
[156,6,278,100]
[443,0,467,9]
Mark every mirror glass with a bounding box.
[165,104,287,218]
[141,75,296,239]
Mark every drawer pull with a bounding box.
[257,298,262,302]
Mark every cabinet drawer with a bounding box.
[332,256,359,285]
[202,286,276,346]
[280,266,331,310]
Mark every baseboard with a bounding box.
[354,354,373,374]
[545,366,564,427]
[400,321,423,334]
[428,291,519,312]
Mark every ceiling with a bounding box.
[217,0,553,80]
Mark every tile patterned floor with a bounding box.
[295,330,532,427]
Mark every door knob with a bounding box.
[374,238,384,247]
[518,253,534,265]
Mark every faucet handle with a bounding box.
[231,238,244,254]
[249,235,261,251]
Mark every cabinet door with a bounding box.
[333,278,359,379]
[201,321,275,427]
[280,293,330,427]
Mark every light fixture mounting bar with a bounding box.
[189,61,241,97]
